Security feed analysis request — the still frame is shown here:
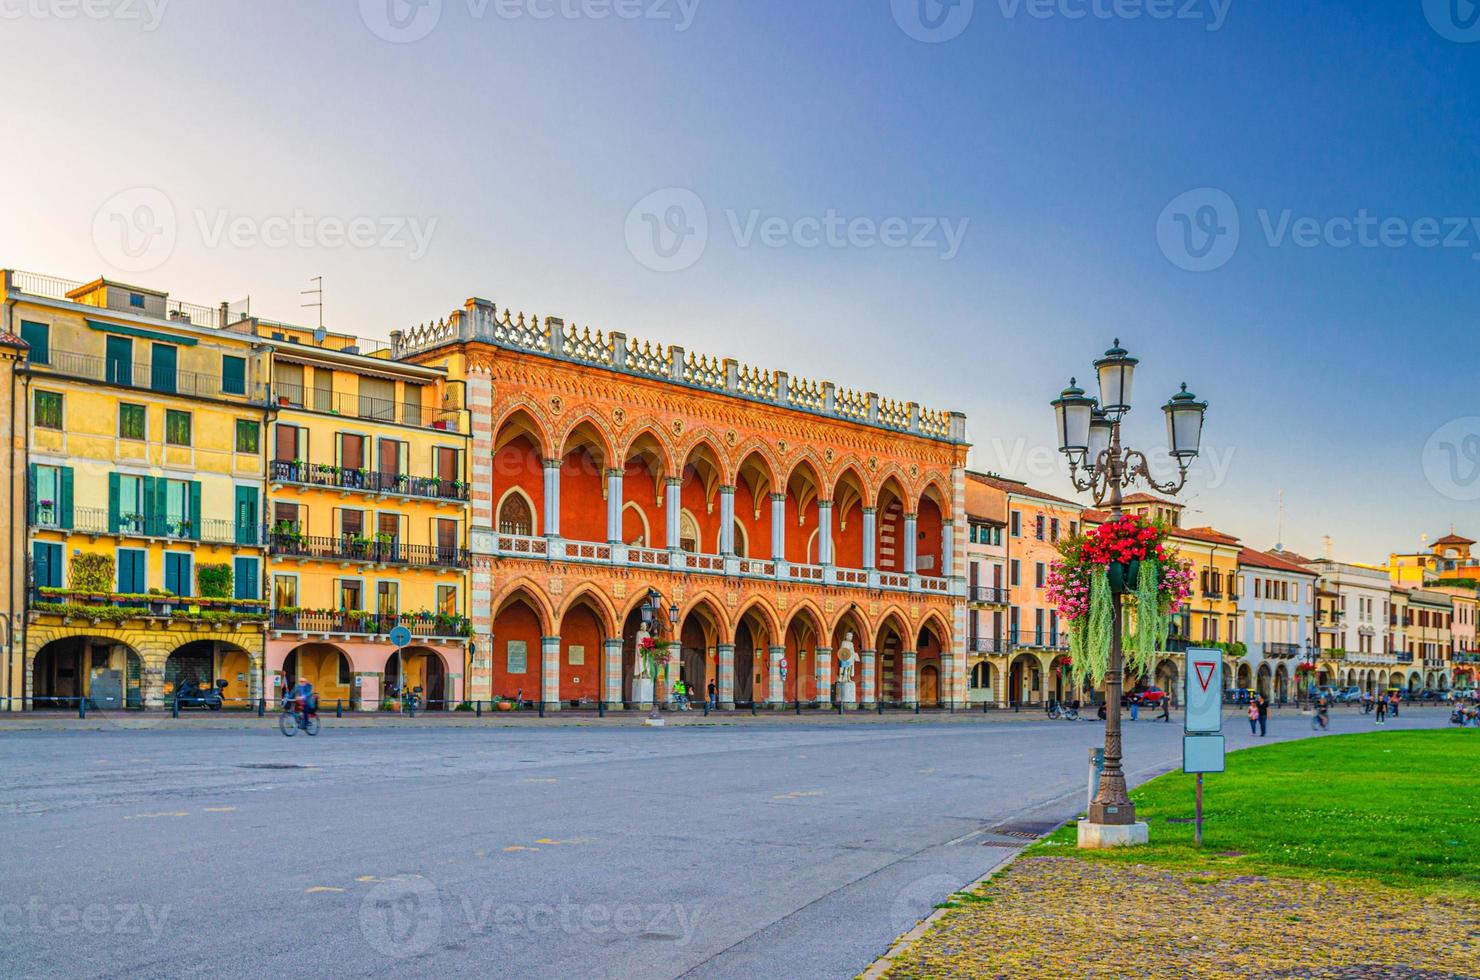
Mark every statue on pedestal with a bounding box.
[836,631,858,684]
[633,623,652,679]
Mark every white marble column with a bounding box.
[815,648,833,706]
[902,513,918,574]
[541,635,561,708]
[717,643,735,708]
[719,485,736,555]
[817,500,834,566]
[861,649,877,705]
[665,478,682,550]
[862,507,877,570]
[606,469,624,543]
[902,649,918,704]
[603,638,623,708]
[542,460,562,537]
[940,519,955,578]
[768,646,784,706]
[770,493,786,561]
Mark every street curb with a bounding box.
[858,820,1070,980]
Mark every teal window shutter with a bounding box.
[222,355,246,396]
[189,482,202,540]
[27,464,37,525]
[59,467,74,530]
[233,557,259,600]
[108,473,121,533]
[19,321,49,365]
[33,542,62,589]
[148,477,167,537]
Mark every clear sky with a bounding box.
[3,0,1478,562]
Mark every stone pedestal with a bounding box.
[839,681,857,708]
[1077,820,1149,849]
[633,677,654,710]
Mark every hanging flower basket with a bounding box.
[1046,513,1192,688]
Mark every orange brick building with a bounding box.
[394,299,969,709]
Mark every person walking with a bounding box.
[707,680,717,710]
[1375,692,1386,725]
[1389,692,1400,719]
[1247,700,1259,735]
[1129,697,1139,722]
[1256,693,1269,737]
[1159,695,1171,723]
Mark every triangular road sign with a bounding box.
[1195,660,1216,693]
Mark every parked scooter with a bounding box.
[175,679,226,711]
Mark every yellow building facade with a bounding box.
[247,317,473,710]
[5,271,271,709]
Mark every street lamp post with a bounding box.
[640,590,680,722]
[1051,340,1208,843]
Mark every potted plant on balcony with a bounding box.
[1046,514,1193,687]
[146,588,178,616]
[36,498,55,525]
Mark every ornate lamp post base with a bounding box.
[1077,819,1149,849]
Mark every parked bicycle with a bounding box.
[1046,699,1080,722]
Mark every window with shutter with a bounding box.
[222,355,246,396]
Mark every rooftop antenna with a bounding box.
[1275,490,1285,552]
[301,275,323,335]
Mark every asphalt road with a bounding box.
[0,705,1451,979]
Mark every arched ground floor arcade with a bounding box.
[25,617,265,710]
[478,567,963,709]
[265,636,466,710]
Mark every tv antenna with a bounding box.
[301,275,323,334]
[1275,490,1285,552]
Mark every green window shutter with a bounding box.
[148,476,167,537]
[221,355,246,396]
[59,467,74,530]
[20,321,49,365]
[189,482,202,540]
[108,473,121,533]
[27,464,37,524]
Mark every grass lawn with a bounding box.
[1036,728,1480,895]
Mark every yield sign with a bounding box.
[1195,660,1217,693]
[1184,649,1224,734]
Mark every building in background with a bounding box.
[391,297,968,710]
[1235,548,1315,697]
[1387,531,1479,586]
[251,317,473,710]
[963,472,1009,704]
[1405,588,1454,692]
[4,271,271,709]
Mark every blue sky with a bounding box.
[3,0,1478,561]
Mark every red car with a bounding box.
[1131,687,1168,706]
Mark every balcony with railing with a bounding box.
[484,533,956,596]
[271,609,472,639]
[968,636,1009,654]
[1264,642,1302,659]
[29,504,263,546]
[31,588,268,625]
[1396,651,1415,664]
[268,529,469,569]
[271,384,460,432]
[24,347,265,402]
[269,459,469,502]
[969,586,1010,605]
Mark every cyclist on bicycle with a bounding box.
[290,676,316,728]
[1315,694,1330,730]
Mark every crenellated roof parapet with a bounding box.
[392,296,966,444]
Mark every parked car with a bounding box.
[1335,686,1364,703]
[1126,686,1168,706]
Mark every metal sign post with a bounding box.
[389,625,412,715]
[1183,648,1225,846]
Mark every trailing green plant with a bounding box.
[197,563,233,599]
[68,553,115,593]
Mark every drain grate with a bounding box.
[989,820,1058,840]
[980,839,1027,848]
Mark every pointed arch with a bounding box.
[495,486,538,536]
[492,403,551,456]
[678,591,732,647]
[873,465,913,512]
[734,595,782,649]
[783,598,827,640]
[555,586,619,638]
[492,579,555,636]
[619,422,678,480]
[918,476,953,520]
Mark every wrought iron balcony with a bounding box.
[969,586,1010,604]
[1264,642,1302,659]
[24,346,265,401]
[271,385,460,431]
[968,636,1009,654]
[268,530,468,568]
[270,460,469,502]
[30,504,262,546]
[271,609,472,638]
[1396,651,1415,664]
